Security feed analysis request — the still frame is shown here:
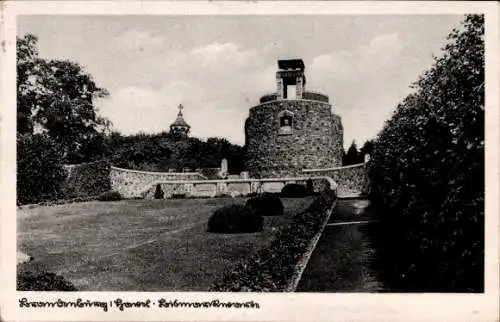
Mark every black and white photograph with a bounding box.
[1,1,499,321]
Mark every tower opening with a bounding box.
[286,85,297,99]
[276,59,306,100]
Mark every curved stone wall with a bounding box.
[245,99,343,178]
[110,166,207,198]
[302,91,329,103]
[142,176,336,199]
[302,163,370,197]
[260,93,278,104]
[259,92,329,104]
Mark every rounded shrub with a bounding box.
[154,184,165,199]
[281,183,310,198]
[245,193,284,216]
[207,204,263,233]
[17,266,77,291]
[97,190,122,201]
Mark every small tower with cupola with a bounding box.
[170,104,191,138]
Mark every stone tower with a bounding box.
[170,104,190,138]
[245,59,343,178]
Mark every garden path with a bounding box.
[296,199,386,292]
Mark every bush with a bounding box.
[207,204,263,233]
[245,193,284,216]
[212,190,336,291]
[368,15,484,292]
[17,134,67,205]
[63,161,111,199]
[281,183,310,198]
[97,190,122,201]
[17,265,77,291]
[154,184,164,199]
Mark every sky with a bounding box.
[18,15,464,148]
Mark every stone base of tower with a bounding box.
[245,99,343,179]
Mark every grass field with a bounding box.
[18,196,313,291]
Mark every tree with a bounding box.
[98,131,245,174]
[343,140,360,165]
[17,34,39,135]
[17,34,110,163]
[360,140,375,161]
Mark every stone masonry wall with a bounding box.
[245,99,343,178]
[302,163,370,197]
[110,166,207,198]
[142,176,336,199]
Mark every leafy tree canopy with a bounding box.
[102,132,245,174]
[17,33,110,163]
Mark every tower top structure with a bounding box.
[276,58,306,100]
[170,104,190,137]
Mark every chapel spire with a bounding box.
[170,104,190,138]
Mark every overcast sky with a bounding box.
[18,15,464,148]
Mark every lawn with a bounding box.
[17,196,313,291]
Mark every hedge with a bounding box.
[63,160,111,199]
[281,183,310,198]
[368,15,484,292]
[245,193,284,216]
[207,204,263,233]
[17,134,67,205]
[211,190,336,291]
[97,190,122,201]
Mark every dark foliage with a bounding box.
[63,161,111,199]
[343,140,375,165]
[343,140,361,166]
[17,265,77,291]
[368,15,484,292]
[154,184,165,199]
[97,190,122,202]
[207,204,263,234]
[245,193,284,216]
[281,183,310,198]
[17,134,67,205]
[101,132,245,174]
[212,190,336,291]
[360,140,375,159]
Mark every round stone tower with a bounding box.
[245,59,343,178]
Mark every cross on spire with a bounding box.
[178,104,184,116]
